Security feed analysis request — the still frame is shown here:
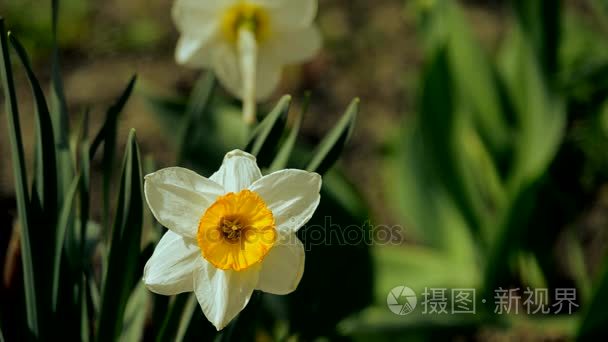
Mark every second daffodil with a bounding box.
[172,0,322,124]
[143,150,321,330]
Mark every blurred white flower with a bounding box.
[172,0,322,124]
[143,150,321,330]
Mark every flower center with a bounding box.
[197,190,276,271]
[220,217,244,241]
[220,2,271,44]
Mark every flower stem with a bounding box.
[237,27,257,125]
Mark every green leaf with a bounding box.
[498,27,565,192]
[175,295,202,341]
[51,174,81,312]
[0,19,39,337]
[9,33,59,221]
[77,111,91,264]
[245,95,291,165]
[50,0,69,149]
[268,94,308,172]
[51,0,73,204]
[422,2,511,165]
[89,75,136,237]
[89,75,137,159]
[155,294,191,342]
[80,276,90,342]
[177,73,216,163]
[306,98,358,175]
[577,251,608,339]
[120,283,149,342]
[512,0,561,79]
[97,129,144,341]
[9,34,61,327]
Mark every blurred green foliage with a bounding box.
[0,0,165,59]
[354,0,608,340]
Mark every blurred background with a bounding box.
[1,0,608,340]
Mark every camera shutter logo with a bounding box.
[387,286,417,315]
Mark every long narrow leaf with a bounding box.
[80,275,90,342]
[10,34,62,332]
[97,129,144,341]
[79,111,91,252]
[245,95,291,165]
[89,75,136,239]
[156,294,190,342]
[306,98,358,175]
[9,34,59,220]
[268,95,308,172]
[50,0,69,148]
[89,76,137,159]
[512,0,561,79]
[51,174,81,311]
[577,252,608,339]
[0,20,39,337]
[177,73,215,163]
[51,0,73,205]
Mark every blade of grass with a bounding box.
[306,98,358,175]
[0,19,39,337]
[97,129,144,342]
[268,94,309,172]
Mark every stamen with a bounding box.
[220,218,243,241]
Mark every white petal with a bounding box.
[175,34,218,67]
[256,236,305,294]
[255,52,282,100]
[263,26,322,65]
[212,43,281,101]
[212,43,244,98]
[254,0,318,30]
[145,167,224,238]
[210,150,262,193]
[172,1,224,36]
[172,0,234,33]
[249,169,321,234]
[193,259,260,330]
[143,231,200,295]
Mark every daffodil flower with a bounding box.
[142,150,321,330]
[172,0,321,124]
